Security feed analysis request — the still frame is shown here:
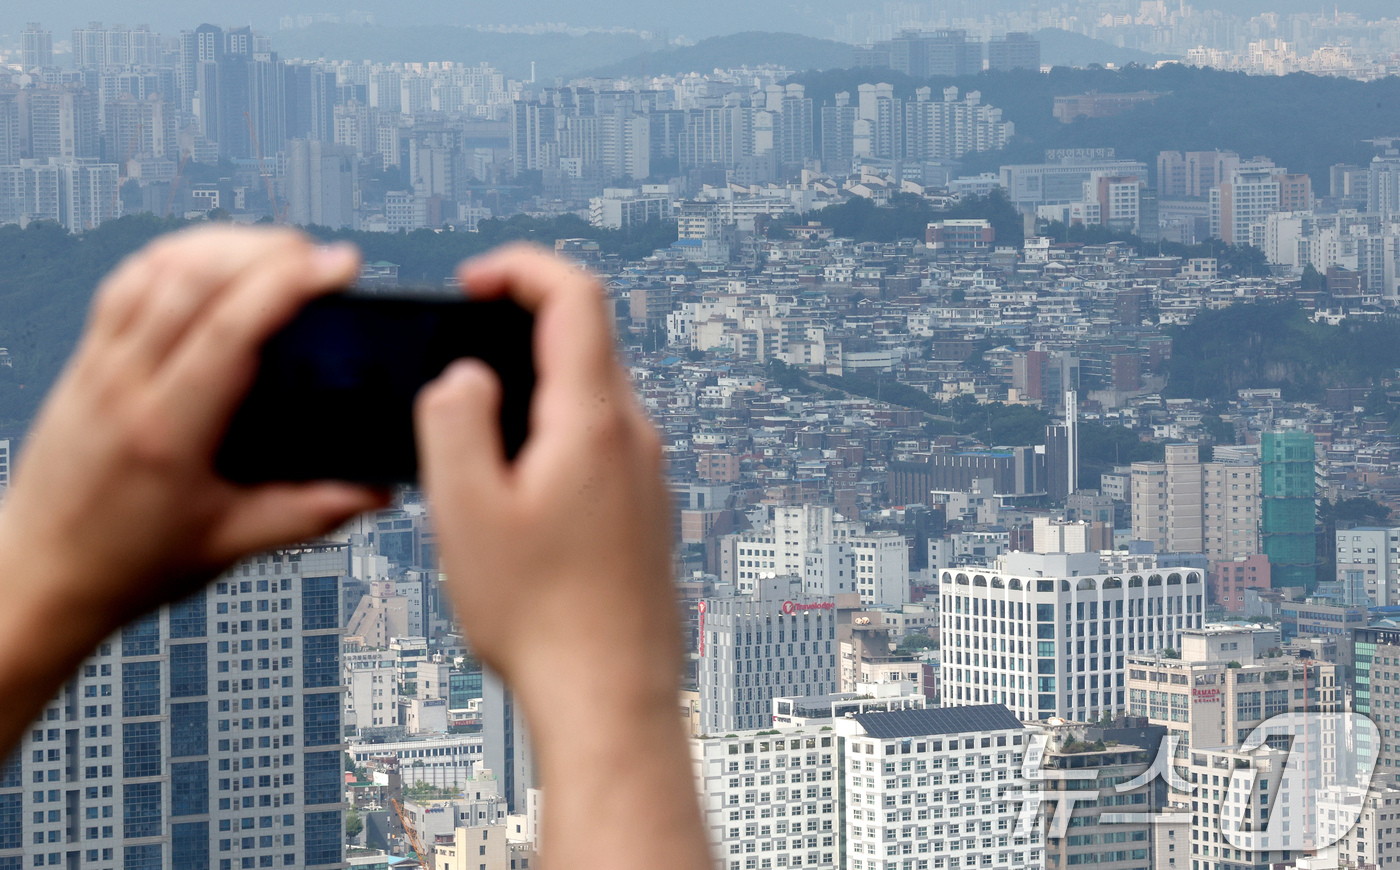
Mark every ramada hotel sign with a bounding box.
[782,601,835,614]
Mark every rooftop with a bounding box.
[854,704,1023,739]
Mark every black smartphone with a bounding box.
[215,288,535,485]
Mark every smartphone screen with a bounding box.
[216,290,534,485]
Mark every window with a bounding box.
[172,762,209,817]
[122,783,162,838]
[171,702,208,758]
[122,722,162,778]
[173,821,210,870]
[123,845,162,870]
[0,794,19,850]
[170,589,208,639]
[302,636,338,689]
[170,644,208,698]
[121,662,161,717]
[301,577,338,631]
[121,614,159,657]
[304,811,341,866]
[303,753,340,805]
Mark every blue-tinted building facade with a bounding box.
[0,544,350,870]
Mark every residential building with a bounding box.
[1207,555,1270,613]
[937,550,1199,722]
[833,705,1039,870]
[1132,444,1261,560]
[285,138,356,229]
[691,726,842,870]
[1334,526,1400,606]
[0,544,353,870]
[348,734,486,789]
[925,219,995,253]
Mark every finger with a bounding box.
[123,231,341,372]
[208,482,390,562]
[155,241,361,446]
[415,359,509,512]
[91,226,305,342]
[459,244,621,406]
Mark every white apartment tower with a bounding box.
[1335,526,1400,606]
[938,551,1199,723]
[835,705,1038,870]
[692,727,842,870]
[697,578,839,734]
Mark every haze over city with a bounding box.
[2,3,1400,870]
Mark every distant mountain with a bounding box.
[1034,28,1177,68]
[578,32,852,79]
[268,24,665,81]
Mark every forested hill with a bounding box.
[1164,302,1400,402]
[0,213,677,428]
[788,64,1397,184]
[580,32,851,79]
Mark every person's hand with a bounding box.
[0,225,387,630]
[415,244,676,703]
[415,245,708,870]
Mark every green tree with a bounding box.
[1200,414,1235,446]
[345,807,364,839]
[1301,263,1325,290]
[897,634,935,653]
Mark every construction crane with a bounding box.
[244,111,283,223]
[391,799,428,863]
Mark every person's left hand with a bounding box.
[0,225,387,630]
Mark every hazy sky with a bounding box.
[2,0,1394,44]
[0,0,856,41]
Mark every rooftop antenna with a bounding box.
[1065,389,1079,496]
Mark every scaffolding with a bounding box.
[1261,430,1318,588]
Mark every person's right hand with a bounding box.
[414,244,677,707]
[415,246,710,870]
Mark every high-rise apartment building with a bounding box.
[0,544,351,870]
[1157,150,1239,198]
[22,89,101,162]
[285,139,356,229]
[696,577,839,734]
[1369,150,1400,219]
[692,726,842,870]
[836,705,1041,870]
[937,550,1199,723]
[1260,430,1317,589]
[0,94,19,168]
[1132,444,1260,560]
[721,505,908,606]
[20,24,54,71]
[820,96,857,172]
[1210,161,1310,246]
[1334,526,1400,606]
[903,87,1014,162]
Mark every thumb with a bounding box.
[415,358,509,509]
